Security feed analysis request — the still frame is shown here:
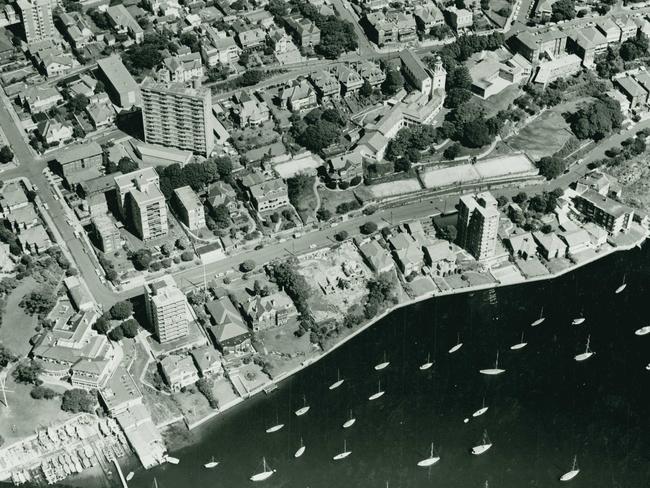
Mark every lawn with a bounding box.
[290,178,318,224]
[254,318,316,378]
[507,110,573,160]
[478,84,522,118]
[0,277,39,357]
[0,373,74,446]
[317,186,360,216]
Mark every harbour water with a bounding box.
[14,245,650,488]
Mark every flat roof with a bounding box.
[97,55,139,94]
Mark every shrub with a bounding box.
[181,250,194,261]
[196,378,218,409]
[334,230,349,241]
[150,261,162,272]
[31,385,57,400]
[239,259,256,272]
[110,301,132,320]
[360,221,378,234]
[61,388,96,413]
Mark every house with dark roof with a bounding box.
[244,291,296,332]
[205,297,252,355]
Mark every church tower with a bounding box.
[432,56,446,93]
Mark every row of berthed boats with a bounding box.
[164,276,648,483]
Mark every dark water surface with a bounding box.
[26,246,650,487]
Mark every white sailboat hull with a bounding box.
[645,363,650,371]
[165,456,179,464]
[572,318,586,325]
[368,391,385,401]
[295,406,310,416]
[479,368,505,375]
[510,342,527,350]
[531,318,545,327]
[472,407,488,417]
[203,462,219,469]
[471,444,492,455]
[574,352,594,362]
[294,446,306,458]
[250,470,275,482]
[329,379,344,390]
[560,469,580,481]
[126,472,134,481]
[634,326,650,336]
[374,362,390,370]
[615,284,627,294]
[266,424,284,433]
[419,362,433,370]
[417,456,440,467]
[343,418,356,428]
[448,343,463,354]
[333,451,351,460]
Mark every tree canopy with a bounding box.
[61,389,96,414]
[551,0,576,21]
[537,156,566,179]
[569,95,623,141]
[381,68,404,95]
[0,146,13,164]
[110,300,133,320]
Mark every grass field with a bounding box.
[317,186,359,216]
[0,277,39,357]
[507,110,573,160]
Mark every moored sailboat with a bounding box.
[203,456,219,469]
[333,440,351,460]
[343,410,356,428]
[510,332,527,350]
[531,307,545,326]
[559,455,580,481]
[448,333,463,354]
[368,381,385,401]
[295,395,310,416]
[250,457,276,482]
[471,430,493,455]
[419,353,433,370]
[574,335,595,362]
[374,352,390,370]
[472,398,488,418]
[294,438,306,458]
[479,351,505,375]
[615,275,627,294]
[634,326,650,336]
[417,443,440,467]
[265,414,284,433]
[329,369,344,390]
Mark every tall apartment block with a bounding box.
[145,275,189,343]
[114,167,168,241]
[456,192,500,262]
[17,0,55,44]
[140,77,214,156]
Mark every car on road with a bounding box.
[74,230,81,238]
[309,244,317,249]
[43,203,49,210]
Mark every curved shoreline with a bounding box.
[185,234,646,431]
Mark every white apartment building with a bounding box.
[17,0,55,44]
[456,192,500,262]
[145,275,190,344]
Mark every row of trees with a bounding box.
[385,125,439,171]
[290,108,346,153]
[157,156,233,198]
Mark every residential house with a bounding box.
[573,188,634,234]
[366,11,417,46]
[414,4,445,32]
[359,240,394,273]
[244,291,296,331]
[389,232,423,276]
[249,178,289,212]
[560,228,591,255]
[37,119,73,145]
[422,240,457,276]
[160,355,199,392]
[233,93,270,127]
[595,17,622,44]
[157,52,204,83]
[57,142,103,187]
[583,222,608,246]
[21,85,62,113]
[615,75,647,109]
[284,15,320,47]
[333,64,363,95]
[507,232,537,260]
[532,231,567,259]
[634,71,650,105]
[614,16,638,42]
[6,205,39,232]
[0,182,29,213]
[106,4,144,43]
[205,297,252,356]
[357,61,386,87]
[206,181,238,211]
[86,101,116,129]
[574,170,622,199]
[277,78,317,112]
[201,28,240,66]
[309,69,340,100]
[190,345,222,376]
[238,27,266,51]
[68,75,97,98]
[60,11,94,49]
[327,150,364,184]
[173,185,206,231]
[445,6,473,30]
[18,224,52,254]
[39,53,76,78]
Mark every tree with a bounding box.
[438,224,457,242]
[620,31,649,61]
[382,68,404,95]
[89,9,110,29]
[296,120,340,152]
[267,0,288,17]
[496,195,509,207]
[117,157,138,173]
[31,385,57,400]
[0,345,17,371]
[360,221,378,234]
[444,88,472,109]
[13,360,42,385]
[315,17,358,59]
[63,0,82,11]
[132,249,152,270]
[512,192,528,204]
[68,94,89,113]
[537,156,566,179]
[61,389,96,413]
[239,70,263,86]
[0,146,13,164]
[447,66,472,91]
[180,32,200,52]
[443,142,462,160]
[108,326,124,341]
[570,95,623,141]
[211,204,231,228]
[181,250,194,261]
[93,315,110,335]
[287,173,314,206]
[110,300,133,320]
[551,0,575,21]
[334,230,349,241]
[360,80,373,97]
[120,318,140,338]
[20,287,56,316]
[240,259,256,272]
[215,156,233,179]
[461,119,493,148]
